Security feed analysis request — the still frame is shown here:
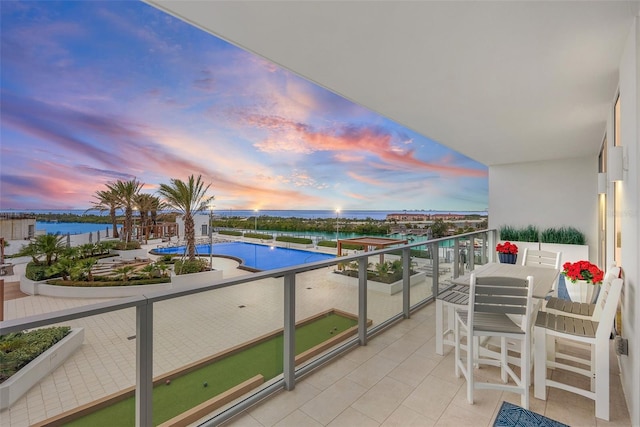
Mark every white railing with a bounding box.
[0,229,497,426]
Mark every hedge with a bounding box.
[243,232,273,240]
[275,236,313,245]
[219,230,242,237]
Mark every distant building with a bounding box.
[386,213,465,222]
[0,213,36,240]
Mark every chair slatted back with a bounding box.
[592,266,621,321]
[469,275,534,332]
[521,248,561,269]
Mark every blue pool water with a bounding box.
[154,242,335,271]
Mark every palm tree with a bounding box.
[87,188,122,239]
[70,258,97,281]
[18,234,67,266]
[107,179,143,243]
[158,174,214,261]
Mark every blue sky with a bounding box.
[0,1,488,211]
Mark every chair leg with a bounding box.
[534,326,547,400]
[436,299,444,355]
[500,337,508,383]
[521,333,530,409]
[467,330,474,404]
[595,338,609,421]
[454,314,461,378]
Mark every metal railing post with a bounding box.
[136,302,153,427]
[283,273,295,391]
[453,238,460,278]
[431,242,439,297]
[402,247,411,319]
[358,256,368,345]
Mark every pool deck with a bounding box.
[0,240,436,426]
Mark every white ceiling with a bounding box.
[146,1,639,166]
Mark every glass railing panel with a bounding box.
[3,307,138,426]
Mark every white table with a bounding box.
[436,263,559,355]
[449,263,560,299]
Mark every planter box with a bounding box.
[171,269,223,287]
[332,271,427,295]
[21,278,173,298]
[0,328,84,410]
[540,243,589,265]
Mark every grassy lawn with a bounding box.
[67,313,357,426]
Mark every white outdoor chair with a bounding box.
[454,274,534,409]
[534,277,623,421]
[521,248,562,296]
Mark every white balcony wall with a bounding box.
[488,156,598,259]
[616,15,639,426]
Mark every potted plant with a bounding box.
[498,225,540,264]
[496,241,518,264]
[561,260,604,303]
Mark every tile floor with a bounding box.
[222,304,631,427]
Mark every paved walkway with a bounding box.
[0,249,435,426]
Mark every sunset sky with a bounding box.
[0,1,488,212]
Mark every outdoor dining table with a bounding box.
[449,262,560,299]
[436,262,560,355]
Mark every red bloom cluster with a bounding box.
[562,261,604,284]
[496,241,518,254]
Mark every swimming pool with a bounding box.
[153,242,335,271]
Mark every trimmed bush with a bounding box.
[173,258,209,275]
[243,232,273,240]
[540,227,586,245]
[219,230,242,237]
[317,240,336,248]
[275,236,313,245]
[1,327,71,383]
[112,241,141,250]
[46,277,171,287]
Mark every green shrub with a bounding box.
[317,240,336,248]
[46,277,171,287]
[275,236,313,245]
[540,227,586,245]
[1,326,71,382]
[219,230,242,237]
[112,241,141,250]
[173,258,209,275]
[243,232,273,240]
[499,225,539,242]
[498,225,519,241]
[25,263,61,281]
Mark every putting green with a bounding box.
[67,312,357,426]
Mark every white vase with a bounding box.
[564,278,596,303]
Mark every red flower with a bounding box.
[496,241,518,254]
[562,260,604,285]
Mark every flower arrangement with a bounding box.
[562,261,604,285]
[496,241,518,254]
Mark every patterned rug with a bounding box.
[494,401,569,427]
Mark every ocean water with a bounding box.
[3,208,487,221]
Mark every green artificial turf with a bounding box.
[66,313,357,426]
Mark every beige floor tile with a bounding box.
[351,377,414,423]
[299,378,368,425]
[273,410,323,427]
[402,375,460,419]
[248,382,321,427]
[387,353,439,387]
[381,404,437,427]
[326,407,380,427]
[434,400,493,427]
[303,356,360,391]
[223,412,265,427]
[345,354,399,389]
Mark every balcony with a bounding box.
[0,229,631,426]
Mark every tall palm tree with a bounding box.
[87,188,122,238]
[107,179,143,243]
[158,175,214,261]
